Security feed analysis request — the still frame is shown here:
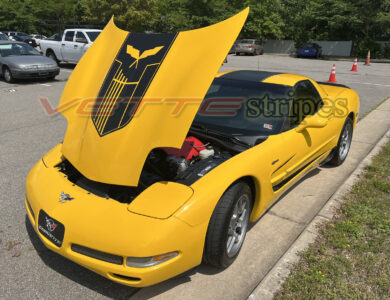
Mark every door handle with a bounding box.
[74,45,78,48]
[61,43,65,46]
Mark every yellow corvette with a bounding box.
[25,8,359,287]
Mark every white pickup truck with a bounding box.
[40,29,101,64]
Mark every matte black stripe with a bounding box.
[92,32,178,136]
[271,154,296,175]
[272,152,327,192]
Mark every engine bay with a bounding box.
[58,135,236,203]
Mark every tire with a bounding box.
[204,181,252,268]
[3,66,14,83]
[328,118,353,166]
[47,51,59,66]
[235,52,240,56]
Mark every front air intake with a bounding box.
[71,244,123,265]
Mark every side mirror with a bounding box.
[295,116,328,133]
[75,37,88,44]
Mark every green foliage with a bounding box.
[281,0,390,57]
[0,0,389,55]
[276,142,390,299]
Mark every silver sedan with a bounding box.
[0,41,60,83]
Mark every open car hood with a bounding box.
[60,8,249,186]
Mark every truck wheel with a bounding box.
[47,51,59,66]
[204,181,252,268]
[3,67,14,83]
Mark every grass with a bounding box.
[275,142,390,300]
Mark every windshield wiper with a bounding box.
[191,124,252,148]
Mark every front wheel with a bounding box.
[328,118,353,166]
[3,67,14,83]
[203,181,252,268]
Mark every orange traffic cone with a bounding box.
[364,50,371,66]
[351,58,358,72]
[327,64,337,83]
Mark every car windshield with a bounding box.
[194,78,292,136]
[240,40,254,44]
[0,43,40,57]
[86,31,100,42]
[0,34,8,40]
[47,33,62,41]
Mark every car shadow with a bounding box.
[25,213,224,298]
[0,77,58,85]
[248,167,321,230]
[25,216,140,299]
[25,168,323,299]
[59,63,76,70]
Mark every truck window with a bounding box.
[76,32,87,40]
[64,31,74,42]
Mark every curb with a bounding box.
[248,112,390,300]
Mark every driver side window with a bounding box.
[289,80,323,128]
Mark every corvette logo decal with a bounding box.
[45,216,58,232]
[59,191,74,203]
[92,33,177,136]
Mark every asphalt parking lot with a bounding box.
[1,54,390,299]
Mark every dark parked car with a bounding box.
[297,43,322,58]
[12,35,37,48]
[5,31,28,40]
[0,33,9,41]
[0,41,60,83]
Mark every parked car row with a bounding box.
[0,28,101,83]
[0,31,46,46]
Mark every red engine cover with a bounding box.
[162,136,206,160]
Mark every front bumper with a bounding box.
[25,148,205,287]
[236,47,254,54]
[11,68,60,79]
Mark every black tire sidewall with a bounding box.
[47,52,58,65]
[329,118,353,166]
[3,67,13,83]
[204,182,252,268]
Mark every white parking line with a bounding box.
[345,81,390,87]
[60,69,73,73]
[40,84,51,87]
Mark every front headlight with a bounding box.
[20,65,37,70]
[126,251,179,268]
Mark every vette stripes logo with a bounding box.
[92,33,177,136]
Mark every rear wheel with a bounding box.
[328,118,353,166]
[3,67,14,83]
[47,51,59,66]
[204,181,252,268]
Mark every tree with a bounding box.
[84,0,158,32]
